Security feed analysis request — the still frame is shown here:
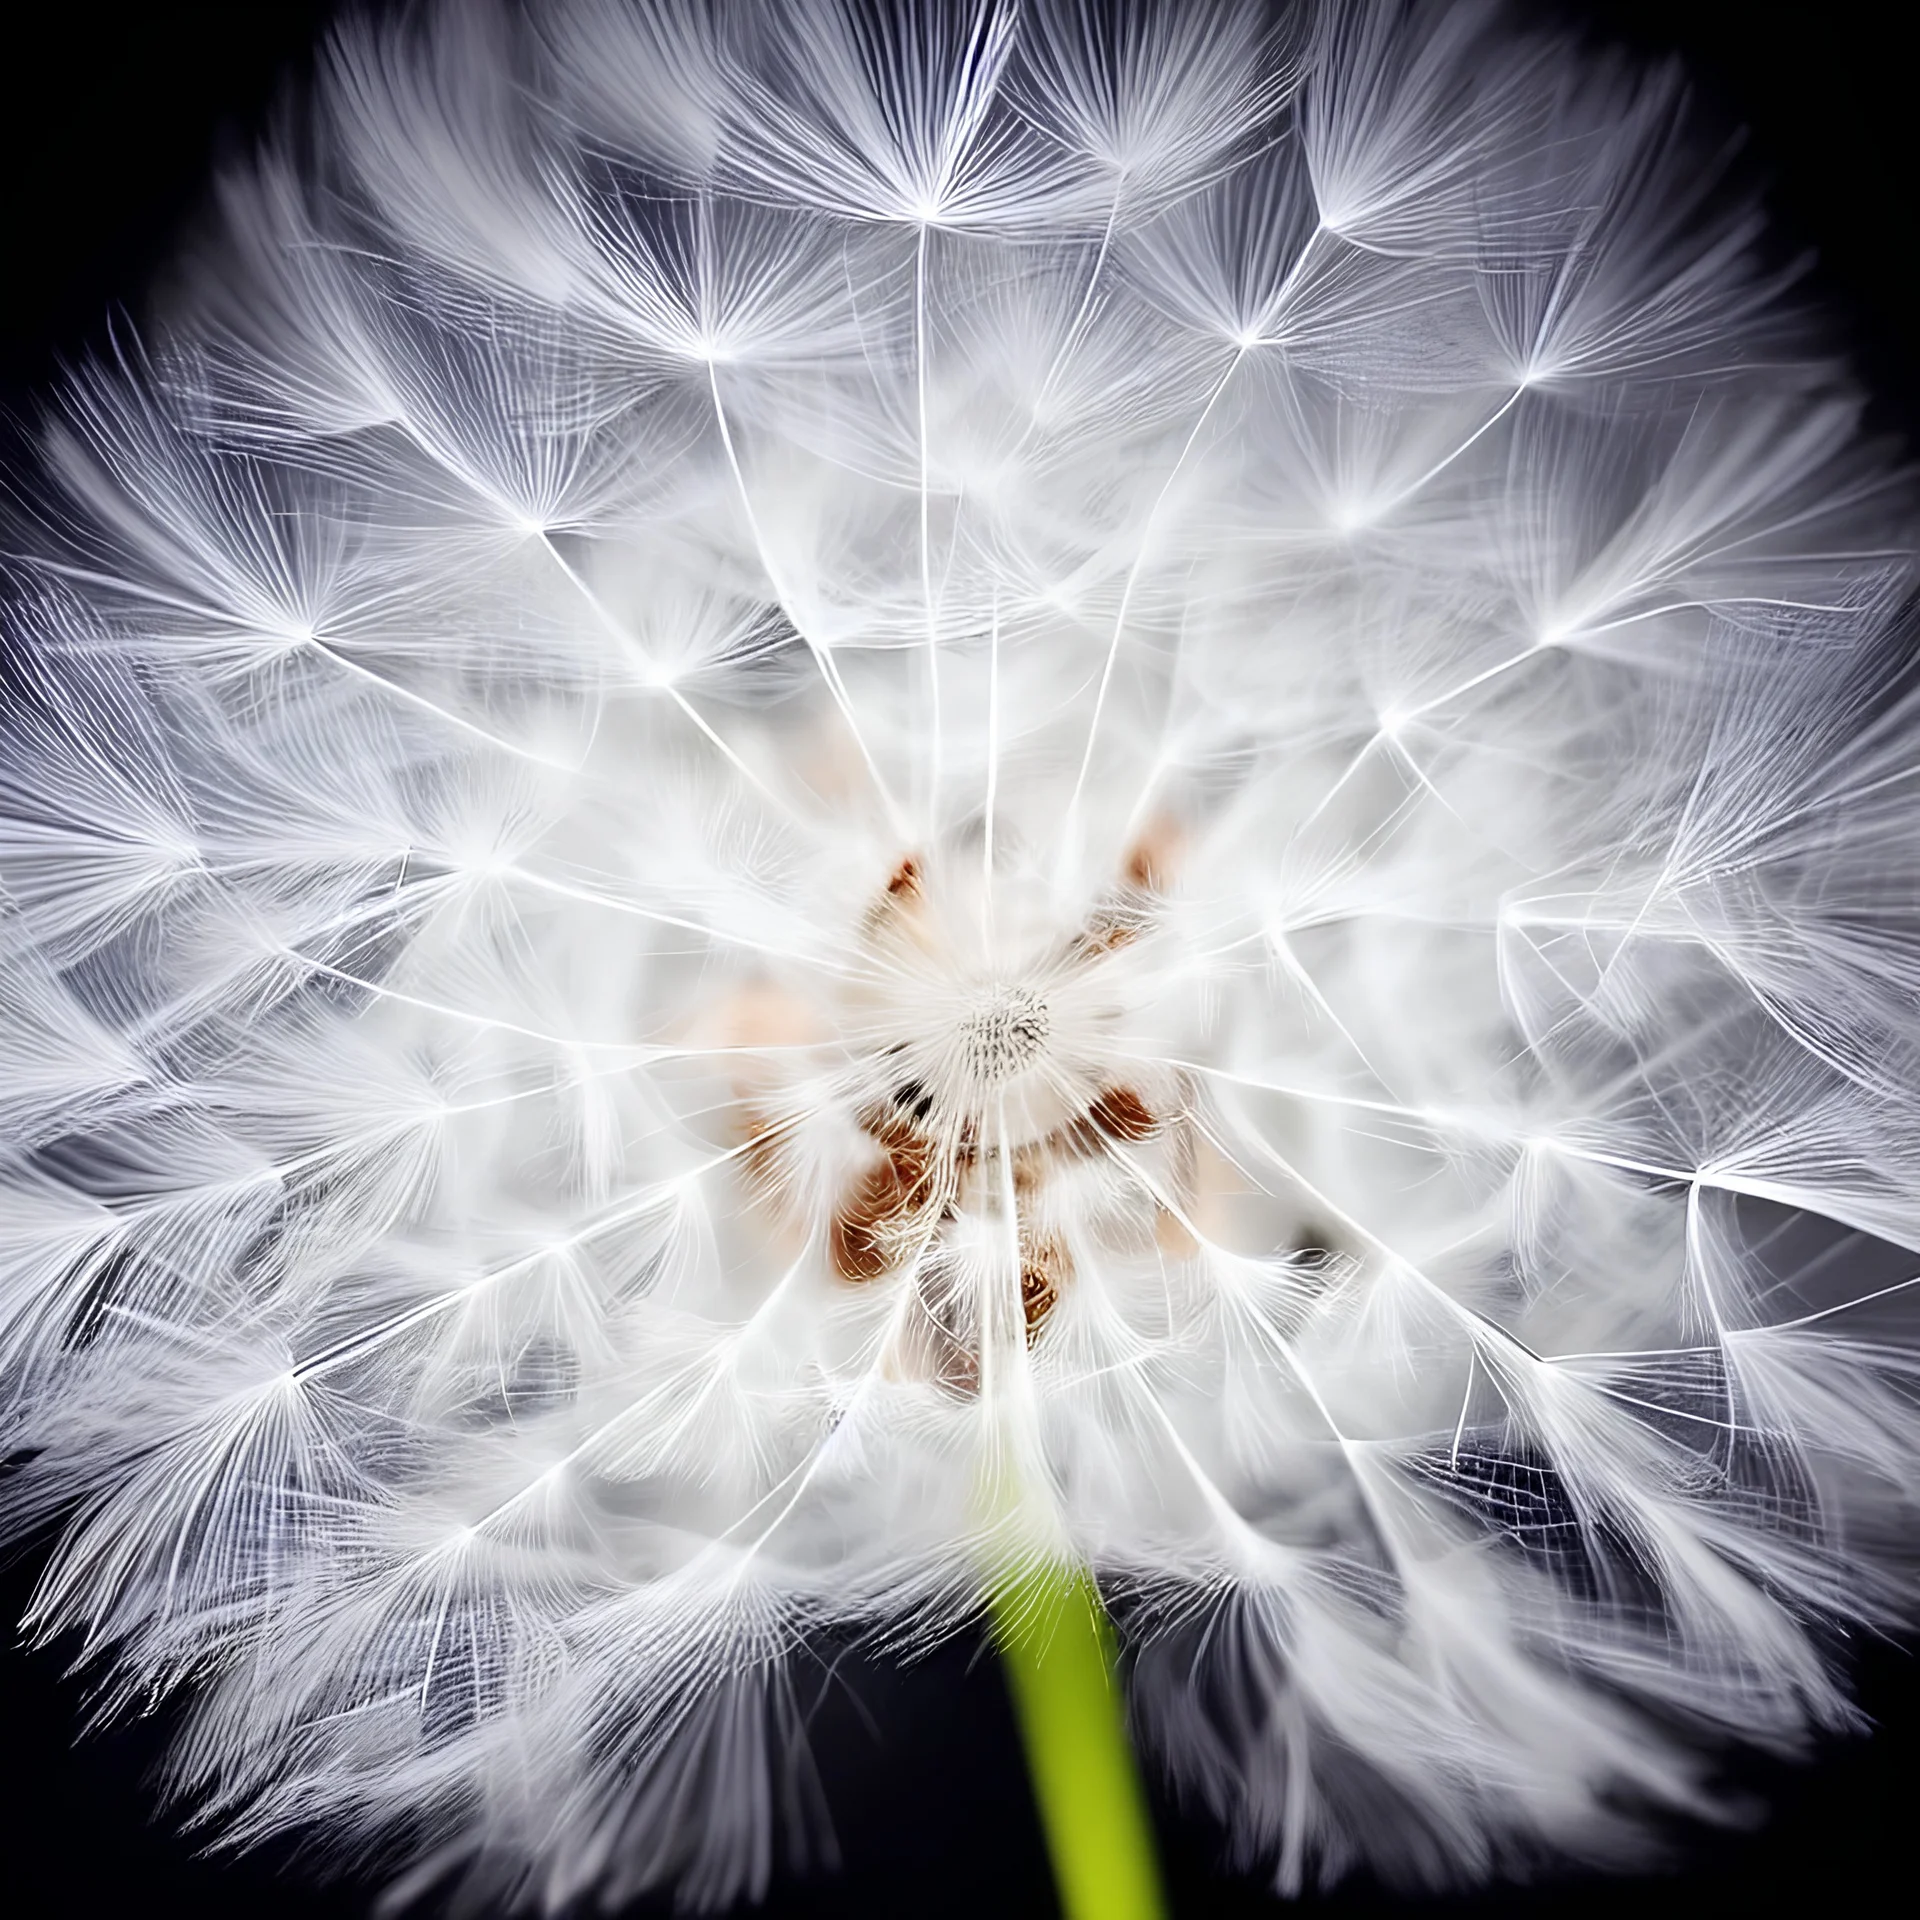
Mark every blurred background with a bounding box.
[1,3,1912,1914]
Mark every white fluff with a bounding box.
[3,0,1917,1906]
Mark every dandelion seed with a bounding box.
[2,1,1918,1913]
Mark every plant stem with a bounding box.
[991,1562,1167,1920]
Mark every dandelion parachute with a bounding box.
[2,0,1918,1906]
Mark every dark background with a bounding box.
[0,3,1913,1916]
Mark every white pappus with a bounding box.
[1,0,1917,1909]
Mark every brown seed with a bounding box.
[1088,1085,1159,1143]
[864,855,928,939]
[829,1166,905,1281]
[1012,1140,1048,1195]
[828,1124,941,1283]
[1121,815,1182,893]
[859,1103,924,1152]
[1020,1264,1056,1338]
[1020,1234,1071,1344]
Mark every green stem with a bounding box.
[991,1562,1168,1920]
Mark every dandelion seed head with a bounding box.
[2,0,1918,1910]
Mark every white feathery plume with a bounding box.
[2,0,1917,1907]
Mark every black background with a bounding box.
[0,4,1914,1916]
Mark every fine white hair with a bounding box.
[2,0,1917,1907]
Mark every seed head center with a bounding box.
[957,986,1051,1082]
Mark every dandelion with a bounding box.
[3,0,1917,1912]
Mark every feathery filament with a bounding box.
[2,0,1917,1908]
